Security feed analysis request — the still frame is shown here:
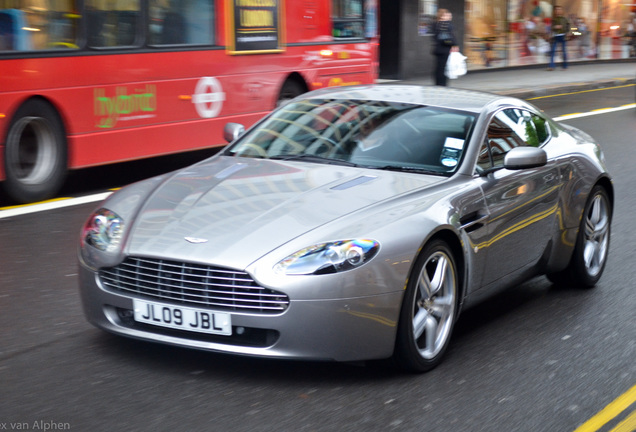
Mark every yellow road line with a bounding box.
[609,409,636,432]
[528,83,635,100]
[0,197,72,211]
[0,190,120,218]
[0,188,121,212]
[573,383,636,432]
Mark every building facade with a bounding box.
[379,0,636,79]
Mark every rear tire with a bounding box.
[394,240,459,373]
[547,185,611,288]
[3,99,67,203]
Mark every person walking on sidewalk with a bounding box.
[547,5,570,70]
[432,8,459,86]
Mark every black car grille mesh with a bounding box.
[99,257,289,314]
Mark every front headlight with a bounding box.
[274,239,380,275]
[82,208,125,252]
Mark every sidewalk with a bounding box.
[384,60,635,99]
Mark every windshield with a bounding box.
[225,99,477,175]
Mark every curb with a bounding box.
[377,77,635,100]
[494,77,636,99]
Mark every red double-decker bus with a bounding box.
[0,0,378,203]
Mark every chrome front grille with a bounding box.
[99,257,289,314]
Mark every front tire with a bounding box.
[3,99,68,203]
[394,240,459,373]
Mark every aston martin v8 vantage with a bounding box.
[79,85,613,372]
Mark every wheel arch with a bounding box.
[277,73,309,97]
[2,95,70,202]
[10,94,70,168]
[393,227,467,372]
[4,95,71,156]
[595,175,614,211]
[285,72,309,91]
[547,177,614,287]
[420,228,467,310]
[544,174,614,277]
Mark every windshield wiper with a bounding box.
[375,165,444,176]
[270,154,359,167]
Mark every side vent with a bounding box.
[459,211,488,233]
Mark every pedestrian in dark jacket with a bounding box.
[547,5,570,70]
[432,9,459,86]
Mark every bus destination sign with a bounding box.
[229,0,284,54]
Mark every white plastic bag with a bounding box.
[445,52,467,79]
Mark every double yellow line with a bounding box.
[527,83,635,101]
[574,383,636,432]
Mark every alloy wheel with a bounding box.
[411,250,457,359]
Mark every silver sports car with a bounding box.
[79,85,613,372]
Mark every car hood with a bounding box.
[126,156,444,268]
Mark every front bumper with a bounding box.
[79,264,404,362]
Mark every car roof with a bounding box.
[302,84,518,114]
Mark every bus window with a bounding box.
[332,0,363,39]
[86,0,140,48]
[0,1,80,51]
[148,0,214,46]
[364,0,377,38]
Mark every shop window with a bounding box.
[0,1,79,51]
[464,1,631,69]
[465,0,507,68]
[86,0,140,48]
[148,0,214,46]
[418,0,437,35]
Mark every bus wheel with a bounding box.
[277,79,304,107]
[3,99,67,203]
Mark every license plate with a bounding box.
[133,299,231,336]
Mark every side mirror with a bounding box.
[504,146,547,170]
[223,123,245,143]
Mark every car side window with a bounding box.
[476,140,492,171]
[482,108,545,169]
[531,113,551,145]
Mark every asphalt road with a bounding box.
[0,86,634,432]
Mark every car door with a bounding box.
[476,108,562,287]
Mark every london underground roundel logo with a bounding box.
[193,77,226,118]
